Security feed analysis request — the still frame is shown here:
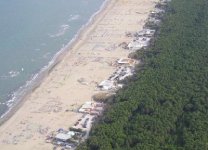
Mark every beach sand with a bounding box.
[0,0,158,149]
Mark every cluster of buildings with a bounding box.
[125,27,156,51]
[124,0,170,51]
[45,0,171,149]
[78,101,104,116]
[99,1,171,90]
[98,58,138,91]
[45,101,104,150]
[45,129,81,149]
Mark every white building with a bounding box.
[98,80,116,91]
[128,37,151,50]
[79,101,94,113]
[136,29,156,37]
[117,58,137,66]
[55,133,73,142]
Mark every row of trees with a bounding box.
[78,0,208,149]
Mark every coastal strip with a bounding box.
[0,0,159,149]
[0,0,113,125]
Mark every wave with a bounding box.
[49,24,70,38]
[42,52,51,59]
[8,71,20,78]
[68,14,81,22]
[0,69,24,80]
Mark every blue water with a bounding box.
[0,0,104,117]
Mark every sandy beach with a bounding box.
[0,0,158,149]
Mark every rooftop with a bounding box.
[55,133,73,141]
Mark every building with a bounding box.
[136,29,156,37]
[117,58,136,66]
[79,101,95,113]
[128,37,151,50]
[55,133,74,142]
[98,80,116,91]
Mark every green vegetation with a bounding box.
[78,0,208,149]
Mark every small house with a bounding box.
[98,80,116,91]
[79,101,95,113]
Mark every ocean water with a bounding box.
[0,0,104,117]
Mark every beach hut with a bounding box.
[98,80,116,91]
[79,101,94,113]
[128,37,150,50]
[67,131,75,137]
[118,70,133,81]
[136,29,155,37]
[147,18,161,25]
[55,133,73,142]
[117,58,136,66]
[128,41,143,50]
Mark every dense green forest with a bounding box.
[78,0,208,149]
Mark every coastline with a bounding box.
[0,0,112,125]
[0,0,158,149]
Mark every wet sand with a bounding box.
[0,0,158,149]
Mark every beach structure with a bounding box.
[117,58,137,66]
[79,101,95,113]
[50,104,105,149]
[90,110,100,116]
[108,66,135,82]
[55,133,73,142]
[156,0,171,9]
[117,67,134,81]
[128,37,151,50]
[135,29,156,37]
[150,8,165,19]
[52,130,81,149]
[160,0,171,3]
[151,8,165,14]
[147,17,161,25]
[67,131,76,137]
[128,41,143,51]
[149,12,163,19]
[98,80,116,91]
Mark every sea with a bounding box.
[0,0,104,118]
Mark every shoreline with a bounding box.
[0,0,112,125]
[0,0,158,149]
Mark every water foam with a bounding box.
[49,24,70,38]
[68,14,81,22]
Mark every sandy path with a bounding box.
[0,0,157,149]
